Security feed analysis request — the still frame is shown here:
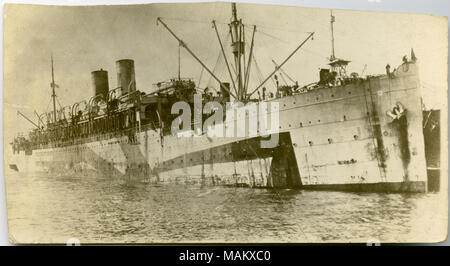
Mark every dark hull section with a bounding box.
[268,133,302,188]
[154,133,301,188]
[302,181,426,193]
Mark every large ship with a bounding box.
[7,3,429,192]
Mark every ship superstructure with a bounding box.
[8,3,428,192]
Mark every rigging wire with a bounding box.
[249,24,328,61]
[245,25,290,44]
[163,15,325,94]
[243,19,315,35]
[161,11,320,35]
[242,27,264,86]
[158,17,228,26]
[251,54,267,87]
[205,50,223,92]
[163,9,401,69]
[245,29,281,91]
[167,9,402,95]
[56,96,63,109]
[197,66,205,88]
[45,97,52,113]
[200,26,233,91]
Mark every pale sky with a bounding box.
[3,2,448,141]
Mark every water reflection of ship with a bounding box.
[9,3,431,192]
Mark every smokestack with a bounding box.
[116,59,136,96]
[91,69,109,101]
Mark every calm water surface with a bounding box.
[4,171,445,243]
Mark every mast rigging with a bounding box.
[230,3,245,100]
[248,32,314,98]
[212,20,237,96]
[17,111,39,129]
[50,55,58,124]
[272,59,295,84]
[243,25,256,95]
[157,17,237,99]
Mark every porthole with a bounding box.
[308,141,313,146]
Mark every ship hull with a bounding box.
[7,61,428,193]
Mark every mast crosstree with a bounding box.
[328,10,350,78]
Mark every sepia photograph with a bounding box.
[1,1,448,245]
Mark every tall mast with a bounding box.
[50,55,57,124]
[328,11,349,78]
[230,3,244,100]
[330,10,336,61]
